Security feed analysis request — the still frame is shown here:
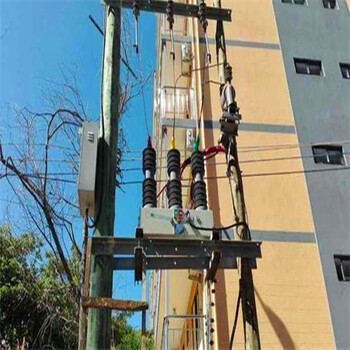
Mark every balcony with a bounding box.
[161,315,209,350]
[160,86,196,120]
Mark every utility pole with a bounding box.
[214,2,261,349]
[78,219,88,350]
[86,5,120,349]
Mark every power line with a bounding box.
[3,139,349,155]
[119,152,350,172]
[1,173,76,184]
[1,142,75,151]
[0,198,80,218]
[117,166,350,186]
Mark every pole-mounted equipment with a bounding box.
[220,64,241,139]
[133,0,140,53]
[166,0,176,60]
[198,0,211,65]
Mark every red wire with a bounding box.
[203,144,225,156]
[147,136,152,148]
[157,183,167,198]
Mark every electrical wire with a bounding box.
[187,213,248,232]
[229,292,241,350]
[5,139,348,155]
[171,49,176,146]
[136,48,150,138]
[0,173,76,184]
[2,166,348,188]
[117,166,350,186]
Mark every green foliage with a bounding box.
[0,226,79,348]
[112,312,154,350]
[0,226,154,349]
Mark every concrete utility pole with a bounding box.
[214,2,261,349]
[87,5,120,349]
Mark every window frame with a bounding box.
[334,255,350,282]
[294,58,324,76]
[282,0,306,4]
[340,63,350,79]
[322,0,337,9]
[312,145,346,166]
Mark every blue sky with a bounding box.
[0,0,156,329]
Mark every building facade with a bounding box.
[149,1,350,349]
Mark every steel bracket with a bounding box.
[103,0,232,22]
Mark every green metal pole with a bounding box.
[87,4,120,349]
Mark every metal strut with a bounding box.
[133,0,140,53]
[166,0,175,60]
[198,0,211,65]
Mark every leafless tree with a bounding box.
[0,12,152,297]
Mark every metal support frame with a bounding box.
[79,237,149,350]
[103,0,232,22]
[90,236,261,273]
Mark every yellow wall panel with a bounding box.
[207,0,279,44]
[222,242,334,349]
[204,45,295,126]
[206,129,314,232]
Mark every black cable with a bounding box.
[187,213,248,232]
[85,208,95,229]
[88,14,104,35]
[229,292,241,350]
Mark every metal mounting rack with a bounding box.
[79,235,261,349]
[103,0,232,22]
[88,235,261,279]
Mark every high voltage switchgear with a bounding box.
[138,146,213,239]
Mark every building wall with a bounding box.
[201,0,335,349]
[150,0,348,349]
[273,1,350,348]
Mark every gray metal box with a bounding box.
[139,208,214,239]
[78,122,99,217]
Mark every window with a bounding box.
[312,145,345,165]
[322,0,337,9]
[294,58,323,76]
[340,63,350,79]
[334,255,350,281]
[282,0,305,4]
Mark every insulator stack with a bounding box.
[198,0,208,32]
[166,0,175,30]
[142,147,157,208]
[167,149,182,209]
[191,151,208,210]
[132,0,140,17]
[224,64,233,83]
